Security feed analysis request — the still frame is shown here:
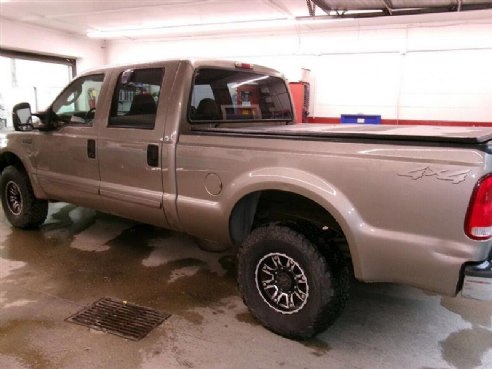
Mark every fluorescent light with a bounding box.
[87,16,348,39]
[88,18,292,39]
[231,76,269,89]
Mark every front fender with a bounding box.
[0,132,47,200]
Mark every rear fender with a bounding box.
[224,166,364,277]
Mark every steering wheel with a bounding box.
[84,108,96,122]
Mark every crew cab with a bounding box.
[1,59,491,339]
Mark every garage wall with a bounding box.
[0,17,105,72]
[106,11,492,125]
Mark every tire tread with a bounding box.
[238,223,350,340]
[0,165,48,228]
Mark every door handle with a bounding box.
[87,139,96,159]
[147,144,159,167]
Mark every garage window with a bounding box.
[0,49,75,128]
[189,68,293,123]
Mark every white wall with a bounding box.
[2,11,490,124]
[0,17,105,73]
[107,10,492,124]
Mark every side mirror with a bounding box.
[12,102,33,131]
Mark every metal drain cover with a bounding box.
[66,297,170,341]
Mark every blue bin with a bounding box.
[340,114,381,124]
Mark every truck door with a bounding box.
[97,67,169,228]
[34,73,106,208]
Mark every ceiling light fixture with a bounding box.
[86,16,351,39]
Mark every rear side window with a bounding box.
[109,68,164,129]
[189,68,293,123]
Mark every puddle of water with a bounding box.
[1,206,239,323]
[70,217,136,252]
[0,258,26,278]
[0,203,244,368]
[440,327,492,369]
[169,265,202,283]
[41,204,95,242]
[143,234,230,276]
[0,320,55,369]
[235,312,260,326]
[3,299,38,308]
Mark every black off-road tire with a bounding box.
[0,165,48,228]
[284,221,351,322]
[238,224,349,340]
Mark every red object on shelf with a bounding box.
[289,82,310,123]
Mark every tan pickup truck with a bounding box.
[1,59,491,339]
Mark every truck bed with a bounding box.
[192,123,492,145]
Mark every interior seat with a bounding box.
[127,94,157,115]
[196,98,221,120]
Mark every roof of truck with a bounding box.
[78,59,284,78]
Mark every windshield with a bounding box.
[189,68,293,123]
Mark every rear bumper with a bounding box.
[461,255,492,301]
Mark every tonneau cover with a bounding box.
[193,124,492,144]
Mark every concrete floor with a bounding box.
[0,203,491,369]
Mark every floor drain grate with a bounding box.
[66,297,170,341]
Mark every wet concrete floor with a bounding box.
[1,203,491,369]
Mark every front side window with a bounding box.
[109,68,164,129]
[189,68,293,123]
[52,74,104,125]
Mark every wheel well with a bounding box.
[229,190,346,245]
[0,152,26,174]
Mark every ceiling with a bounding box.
[1,0,492,39]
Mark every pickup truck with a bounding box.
[1,59,491,339]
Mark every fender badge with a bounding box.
[398,167,471,184]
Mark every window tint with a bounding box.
[52,74,104,125]
[189,68,293,123]
[109,68,164,129]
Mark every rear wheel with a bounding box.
[238,223,349,340]
[0,166,48,228]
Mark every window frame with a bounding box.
[108,67,165,130]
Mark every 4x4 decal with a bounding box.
[398,167,471,184]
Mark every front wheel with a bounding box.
[238,224,349,340]
[0,166,48,228]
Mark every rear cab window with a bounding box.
[189,68,293,124]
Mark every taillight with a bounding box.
[465,174,492,240]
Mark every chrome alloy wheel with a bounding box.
[255,252,309,314]
[5,181,23,216]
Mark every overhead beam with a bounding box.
[383,0,394,15]
[310,0,332,15]
[457,0,463,11]
[308,1,492,18]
